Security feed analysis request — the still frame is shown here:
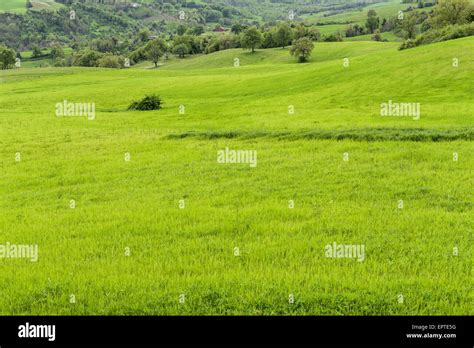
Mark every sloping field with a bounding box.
[0,0,27,13]
[307,0,419,25]
[29,0,63,10]
[0,0,62,13]
[0,39,472,315]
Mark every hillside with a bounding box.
[0,35,472,315]
[0,0,419,50]
[159,41,401,69]
[2,38,472,135]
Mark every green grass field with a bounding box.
[0,0,62,13]
[314,24,348,35]
[0,38,472,315]
[307,0,429,37]
[19,47,73,68]
[308,0,418,25]
[0,0,28,13]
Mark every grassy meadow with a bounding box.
[309,0,416,25]
[0,0,28,13]
[0,0,61,13]
[0,38,472,315]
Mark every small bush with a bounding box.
[322,32,344,42]
[371,30,383,41]
[73,49,104,67]
[128,95,163,111]
[399,38,418,50]
[97,54,123,69]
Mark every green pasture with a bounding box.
[0,38,472,315]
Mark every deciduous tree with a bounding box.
[240,27,263,53]
[290,37,314,63]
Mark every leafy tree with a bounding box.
[346,24,366,37]
[274,22,293,48]
[173,35,201,54]
[138,30,150,43]
[97,54,123,69]
[306,27,321,41]
[218,34,239,50]
[402,13,419,39]
[262,29,278,48]
[190,25,205,36]
[73,49,104,67]
[145,38,168,68]
[430,0,472,28]
[367,9,378,17]
[91,38,119,54]
[0,45,16,70]
[366,10,380,33]
[467,4,474,21]
[129,46,147,65]
[173,43,190,58]
[202,33,239,53]
[293,23,308,40]
[372,29,383,41]
[177,24,187,36]
[202,8,223,22]
[31,45,43,58]
[290,37,314,63]
[50,45,65,60]
[323,32,344,42]
[293,23,320,41]
[240,27,263,52]
[231,23,246,34]
[53,57,72,67]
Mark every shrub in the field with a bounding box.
[73,49,104,67]
[97,54,123,69]
[372,29,383,41]
[0,45,16,70]
[128,95,163,111]
[290,37,314,63]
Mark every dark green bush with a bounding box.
[322,33,344,42]
[128,95,163,111]
[73,49,104,67]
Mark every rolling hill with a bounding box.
[0,38,472,315]
[2,39,471,134]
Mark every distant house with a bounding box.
[213,26,227,33]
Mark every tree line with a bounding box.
[1,0,473,69]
